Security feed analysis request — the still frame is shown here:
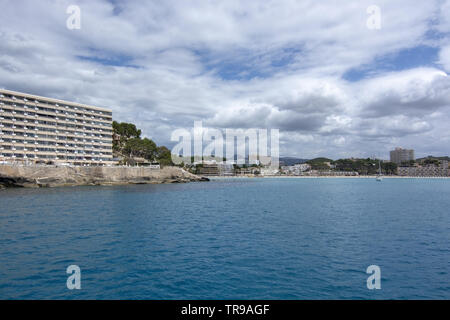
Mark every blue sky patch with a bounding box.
[77,53,140,69]
[194,46,302,80]
[343,45,440,81]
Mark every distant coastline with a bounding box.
[208,175,450,179]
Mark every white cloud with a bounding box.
[0,0,449,159]
[439,46,450,72]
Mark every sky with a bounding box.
[1,0,450,159]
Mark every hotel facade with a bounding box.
[390,147,415,164]
[0,89,114,165]
[397,160,449,177]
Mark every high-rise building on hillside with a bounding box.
[390,147,415,164]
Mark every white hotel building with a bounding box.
[0,89,114,165]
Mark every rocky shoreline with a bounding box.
[0,165,208,188]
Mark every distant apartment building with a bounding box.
[0,89,113,165]
[218,164,235,176]
[197,163,220,175]
[397,160,449,177]
[260,167,279,176]
[281,163,311,175]
[238,167,260,175]
[390,147,415,164]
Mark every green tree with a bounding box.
[123,137,157,160]
[141,138,157,160]
[113,121,141,139]
[123,138,143,158]
[382,162,398,175]
[156,146,174,167]
[113,121,174,166]
[113,121,142,152]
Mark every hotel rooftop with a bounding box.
[0,89,114,165]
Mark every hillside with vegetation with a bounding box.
[416,156,450,164]
[306,157,398,175]
[112,121,173,166]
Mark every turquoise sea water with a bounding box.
[0,178,449,299]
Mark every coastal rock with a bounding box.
[0,165,208,188]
